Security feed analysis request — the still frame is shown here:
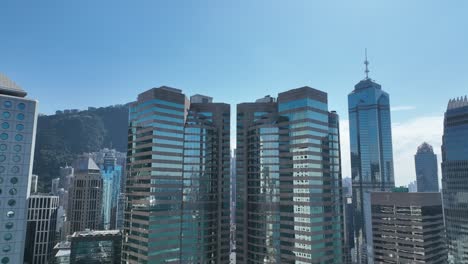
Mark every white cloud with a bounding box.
[340,115,443,187]
[391,105,416,112]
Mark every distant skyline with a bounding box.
[2,0,467,186]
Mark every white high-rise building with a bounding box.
[0,72,38,264]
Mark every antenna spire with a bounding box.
[364,48,370,79]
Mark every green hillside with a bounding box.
[33,105,129,191]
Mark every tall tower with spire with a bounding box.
[348,52,395,263]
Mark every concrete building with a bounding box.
[365,191,447,263]
[0,72,38,264]
[348,58,395,263]
[31,174,38,194]
[236,87,345,263]
[230,149,236,254]
[51,177,60,195]
[342,177,354,263]
[52,241,70,264]
[442,96,468,263]
[24,194,59,264]
[67,156,103,234]
[59,165,74,190]
[408,181,418,193]
[122,87,231,263]
[415,142,439,192]
[70,230,122,264]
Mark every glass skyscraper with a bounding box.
[236,87,345,263]
[122,87,230,263]
[0,73,38,264]
[101,152,122,230]
[415,142,439,192]
[442,96,468,263]
[348,75,394,263]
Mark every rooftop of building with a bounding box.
[417,142,434,154]
[72,156,100,172]
[190,94,213,103]
[54,241,71,250]
[447,96,468,110]
[55,249,71,258]
[72,229,121,238]
[353,78,382,91]
[0,72,27,97]
[255,95,276,103]
[370,191,442,206]
[30,193,60,198]
[157,86,182,93]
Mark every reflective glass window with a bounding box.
[3,101,11,108]
[17,103,25,110]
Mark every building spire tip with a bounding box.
[364,48,370,79]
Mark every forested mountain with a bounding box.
[33,105,129,191]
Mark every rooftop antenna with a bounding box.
[364,48,370,79]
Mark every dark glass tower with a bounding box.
[348,65,394,262]
[236,87,345,263]
[442,96,468,263]
[122,87,230,263]
[415,142,439,192]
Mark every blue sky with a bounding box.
[1,0,468,185]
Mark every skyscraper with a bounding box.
[67,156,103,234]
[100,152,122,230]
[51,177,60,195]
[236,87,345,263]
[59,165,74,190]
[415,142,439,192]
[0,72,38,264]
[365,191,447,263]
[348,57,395,263]
[442,96,468,263]
[24,194,59,264]
[122,87,230,263]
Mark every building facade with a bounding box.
[24,194,59,264]
[67,156,103,234]
[51,177,60,195]
[59,165,74,190]
[236,87,345,263]
[70,230,122,263]
[348,75,395,263]
[442,96,468,263]
[365,191,447,263]
[31,174,38,194]
[0,72,38,264]
[415,142,439,192]
[122,87,230,263]
[100,152,122,230]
